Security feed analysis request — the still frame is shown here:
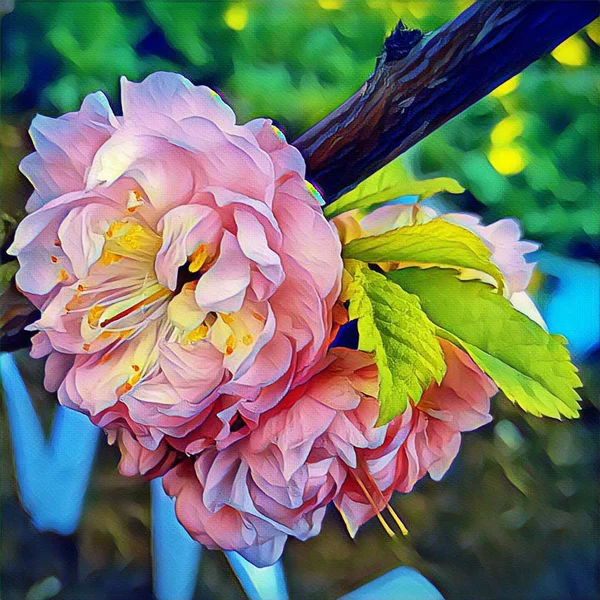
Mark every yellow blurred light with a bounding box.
[224,4,248,30]
[490,115,524,146]
[0,124,22,149]
[490,75,521,98]
[551,35,589,66]
[587,21,600,46]
[488,147,527,176]
[389,1,412,19]
[407,1,429,19]
[319,0,344,9]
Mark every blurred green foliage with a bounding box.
[410,59,599,257]
[1,2,598,599]
[2,1,598,257]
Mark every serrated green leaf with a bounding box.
[387,268,582,419]
[343,218,506,292]
[324,159,464,220]
[346,260,446,425]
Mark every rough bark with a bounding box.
[295,0,599,202]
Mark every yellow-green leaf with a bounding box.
[343,218,505,292]
[324,159,464,219]
[346,260,446,425]
[388,268,582,419]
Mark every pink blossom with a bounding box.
[159,341,494,564]
[334,340,496,536]
[9,72,342,452]
[9,73,514,563]
[162,348,381,566]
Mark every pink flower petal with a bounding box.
[20,92,116,211]
[120,72,236,131]
[195,231,250,314]
[159,339,225,404]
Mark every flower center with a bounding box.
[175,260,202,295]
[81,220,171,346]
[77,209,257,393]
[174,243,213,294]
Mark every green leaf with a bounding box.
[346,260,446,424]
[387,268,582,419]
[0,211,16,247]
[324,159,464,220]
[343,218,506,292]
[0,261,18,295]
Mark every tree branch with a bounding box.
[294,0,599,202]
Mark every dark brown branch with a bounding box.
[294,0,600,202]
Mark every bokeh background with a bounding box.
[1,1,598,599]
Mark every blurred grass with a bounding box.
[0,2,598,599]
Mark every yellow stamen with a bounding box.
[106,221,125,239]
[352,472,396,538]
[104,221,161,260]
[188,244,208,273]
[88,305,105,327]
[187,322,209,343]
[116,371,142,397]
[99,250,123,266]
[362,468,409,537]
[115,224,144,250]
[58,269,69,282]
[242,334,253,345]
[386,503,409,537]
[220,313,234,325]
[225,334,235,356]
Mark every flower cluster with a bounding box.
[9,73,542,566]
